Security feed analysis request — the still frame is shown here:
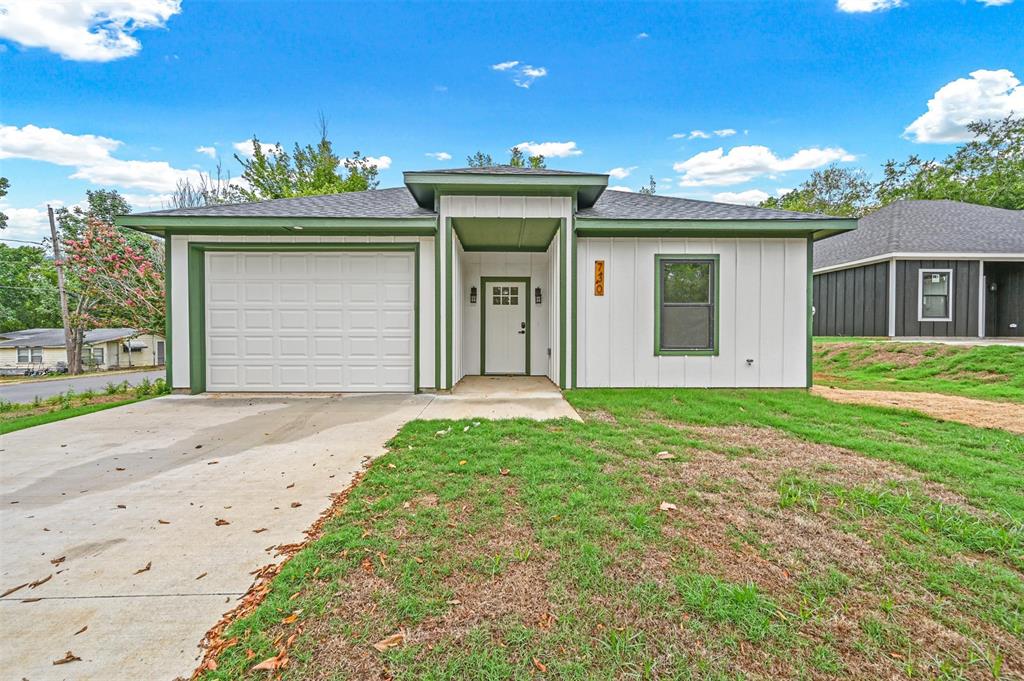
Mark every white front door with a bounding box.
[483,280,527,374]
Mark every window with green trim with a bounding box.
[657,258,716,352]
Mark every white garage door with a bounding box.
[205,251,414,392]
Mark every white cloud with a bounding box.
[425,151,452,161]
[836,0,903,12]
[0,0,181,62]
[673,129,735,140]
[689,130,711,139]
[492,60,548,88]
[636,32,649,39]
[196,145,216,158]
[607,185,634,192]
[903,69,1024,143]
[606,166,637,179]
[711,189,771,205]
[0,123,205,193]
[364,155,392,170]
[514,141,582,158]
[673,145,856,186]
[775,187,793,197]
[232,139,280,157]
[714,128,737,137]
[122,192,173,209]
[0,204,52,243]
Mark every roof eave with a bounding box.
[114,214,438,237]
[402,172,609,209]
[574,217,857,238]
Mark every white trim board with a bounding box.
[813,252,1024,275]
[917,268,954,323]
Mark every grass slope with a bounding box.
[0,396,149,434]
[199,389,1023,680]
[814,340,1024,402]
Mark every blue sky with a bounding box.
[1,0,1021,243]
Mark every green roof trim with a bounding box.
[574,217,856,241]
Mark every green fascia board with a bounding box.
[479,276,531,376]
[574,218,856,239]
[115,215,437,234]
[653,254,721,357]
[403,173,608,209]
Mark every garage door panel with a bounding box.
[205,251,414,392]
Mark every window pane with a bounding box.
[94,348,104,364]
[31,347,42,362]
[922,295,948,319]
[921,271,949,297]
[663,261,711,304]
[661,306,712,349]
[18,348,28,362]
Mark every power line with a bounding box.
[0,237,48,245]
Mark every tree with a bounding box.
[876,114,1024,209]
[638,175,657,195]
[169,161,245,209]
[759,165,875,217]
[234,117,379,201]
[467,151,494,167]
[0,176,9,229]
[0,244,60,332]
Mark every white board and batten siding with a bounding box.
[577,237,808,388]
[167,234,436,391]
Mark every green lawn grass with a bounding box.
[0,377,169,434]
[198,389,1023,680]
[0,396,151,434]
[814,340,1024,402]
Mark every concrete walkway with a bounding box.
[0,379,578,680]
[0,393,432,680]
[0,369,164,404]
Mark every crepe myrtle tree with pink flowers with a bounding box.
[55,191,164,374]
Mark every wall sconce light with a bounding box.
[535,287,542,304]
[470,286,477,304]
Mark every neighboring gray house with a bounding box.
[813,200,1024,338]
[117,166,855,394]
[0,328,166,374]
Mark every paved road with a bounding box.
[0,369,164,403]
[0,393,431,680]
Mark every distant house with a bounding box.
[813,200,1023,338]
[0,328,166,374]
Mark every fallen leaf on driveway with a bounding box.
[50,556,65,565]
[29,574,52,589]
[116,504,126,509]
[133,562,152,575]
[115,467,125,471]
[532,657,547,672]
[252,527,268,533]
[655,451,675,460]
[290,502,302,508]
[196,572,207,580]
[372,631,405,652]
[659,502,678,512]
[53,651,81,665]
[1,583,28,598]
[286,483,295,489]
[215,518,230,526]
[74,625,88,635]
[158,519,170,524]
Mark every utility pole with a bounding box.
[48,206,78,375]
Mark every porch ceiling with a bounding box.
[452,217,559,252]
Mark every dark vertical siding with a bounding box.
[985,261,1024,337]
[894,260,980,337]
[813,261,889,336]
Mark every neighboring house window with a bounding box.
[918,268,953,322]
[17,347,29,363]
[31,347,42,363]
[93,347,105,365]
[655,255,719,354]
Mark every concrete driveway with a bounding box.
[0,369,165,404]
[0,393,432,680]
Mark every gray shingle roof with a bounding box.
[814,200,1024,270]
[0,328,139,348]
[577,190,844,221]
[408,166,601,176]
[132,187,435,219]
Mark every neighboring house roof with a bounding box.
[130,187,434,219]
[815,200,1024,270]
[0,328,140,348]
[577,190,843,221]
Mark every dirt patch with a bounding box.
[812,386,1024,434]
[818,342,957,370]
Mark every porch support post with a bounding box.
[558,217,570,389]
[978,260,986,338]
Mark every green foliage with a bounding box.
[0,243,61,332]
[467,147,546,169]
[637,175,657,195]
[168,161,245,208]
[0,176,8,229]
[465,150,493,167]
[761,165,874,217]
[234,117,379,201]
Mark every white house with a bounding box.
[0,328,165,374]
[116,167,854,394]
